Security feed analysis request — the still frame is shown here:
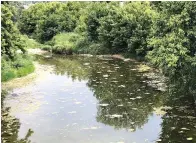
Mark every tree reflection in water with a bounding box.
[1,91,34,143]
[36,55,195,142]
[87,59,166,130]
[158,71,196,143]
[37,55,166,130]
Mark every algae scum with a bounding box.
[2,55,196,143]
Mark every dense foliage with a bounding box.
[19,2,87,43]
[147,2,196,75]
[1,2,34,82]
[2,1,196,80]
[1,2,25,58]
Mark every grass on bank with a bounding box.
[1,54,35,82]
[21,35,43,49]
[41,32,81,54]
[40,32,107,55]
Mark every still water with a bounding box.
[2,55,196,143]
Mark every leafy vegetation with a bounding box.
[1,2,35,82]
[18,1,196,77]
[1,55,35,82]
[40,32,81,54]
[147,2,196,76]
[19,2,87,43]
[21,35,43,49]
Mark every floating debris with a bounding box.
[145,92,150,94]
[111,114,123,118]
[129,128,135,132]
[83,63,90,66]
[136,96,142,99]
[124,58,130,62]
[178,131,184,133]
[68,111,77,114]
[118,104,123,107]
[103,74,109,78]
[161,106,172,110]
[130,98,136,100]
[107,70,114,73]
[105,114,123,118]
[187,137,193,141]
[153,107,167,115]
[82,126,100,130]
[118,85,126,88]
[181,127,190,131]
[90,126,99,130]
[74,102,82,104]
[137,64,151,72]
[99,104,109,107]
[156,139,162,142]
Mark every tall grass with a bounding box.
[21,35,43,49]
[41,32,81,54]
[1,55,35,82]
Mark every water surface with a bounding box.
[2,55,196,143]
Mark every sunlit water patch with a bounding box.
[3,55,196,143]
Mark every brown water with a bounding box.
[2,55,196,143]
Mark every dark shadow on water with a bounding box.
[158,70,196,143]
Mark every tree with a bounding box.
[1,2,25,59]
[147,2,196,75]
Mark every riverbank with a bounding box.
[2,61,54,90]
[2,48,166,93]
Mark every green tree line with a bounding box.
[18,2,196,75]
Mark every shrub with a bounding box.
[20,35,42,49]
[52,45,73,55]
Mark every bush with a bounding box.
[52,32,79,47]
[21,35,42,49]
[19,2,85,42]
[52,45,73,55]
[40,32,82,54]
[73,37,92,54]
